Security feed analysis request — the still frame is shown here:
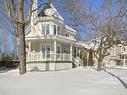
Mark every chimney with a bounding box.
[31,0,38,21]
[31,0,38,34]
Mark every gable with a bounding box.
[38,3,64,21]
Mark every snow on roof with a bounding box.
[80,42,99,50]
[65,25,76,33]
[76,40,100,50]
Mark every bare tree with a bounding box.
[56,0,126,70]
[53,0,87,40]
[0,0,35,74]
[87,0,127,70]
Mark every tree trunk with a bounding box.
[18,0,26,74]
[88,49,94,66]
[96,59,102,71]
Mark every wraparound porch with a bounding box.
[26,39,81,62]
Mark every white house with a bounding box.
[25,1,82,70]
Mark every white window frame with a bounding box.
[41,23,50,35]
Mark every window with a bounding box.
[42,24,45,35]
[54,25,56,35]
[42,24,50,35]
[45,24,50,35]
[65,33,69,37]
[42,47,45,53]
[63,48,69,54]
[42,46,50,53]
[46,46,50,58]
[57,46,60,53]
[46,46,50,53]
[57,26,60,35]
[42,46,50,58]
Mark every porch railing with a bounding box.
[26,52,71,62]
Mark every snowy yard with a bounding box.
[0,67,127,95]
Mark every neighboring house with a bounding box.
[79,39,127,67]
[25,1,82,70]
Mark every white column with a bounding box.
[49,23,53,35]
[28,42,31,61]
[87,50,89,67]
[78,49,80,58]
[124,55,126,66]
[75,48,77,57]
[54,40,56,61]
[70,44,73,61]
[56,25,58,35]
[28,42,31,52]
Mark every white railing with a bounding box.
[76,57,83,66]
[72,56,83,67]
[26,52,71,62]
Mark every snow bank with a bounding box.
[0,67,127,95]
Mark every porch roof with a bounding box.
[25,35,76,43]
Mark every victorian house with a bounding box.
[25,0,83,70]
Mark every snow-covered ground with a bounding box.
[0,67,127,95]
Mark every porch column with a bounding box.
[28,42,31,61]
[28,42,31,52]
[87,50,89,66]
[70,44,73,61]
[124,55,126,66]
[75,48,77,57]
[78,48,80,57]
[54,40,56,61]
